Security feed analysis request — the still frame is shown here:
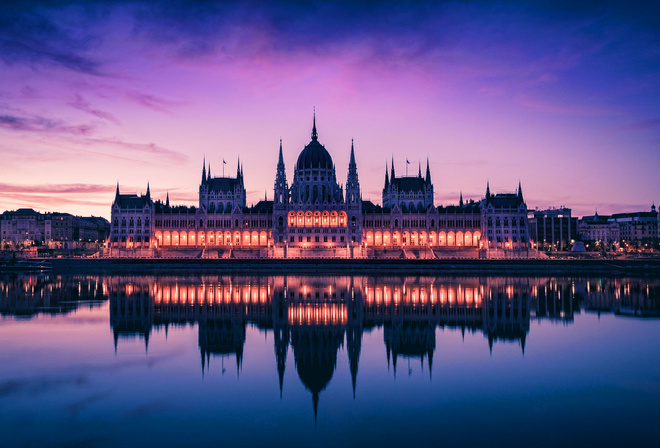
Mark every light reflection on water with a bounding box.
[1,274,659,447]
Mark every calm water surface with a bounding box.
[1,274,659,447]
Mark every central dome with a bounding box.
[297,140,333,170]
[296,114,334,170]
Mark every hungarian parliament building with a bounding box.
[109,116,531,258]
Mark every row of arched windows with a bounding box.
[288,211,347,228]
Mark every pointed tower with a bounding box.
[518,180,524,204]
[165,192,170,208]
[207,163,211,182]
[311,109,318,141]
[273,139,290,244]
[346,139,362,243]
[486,181,491,204]
[384,162,390,190]
[391,156,395,180]
[459,191,463,207]
[425,158,431,185]
[418,161,422,178]
[199,157,208,210]
[114,182,120,204]
[145,182,151,201]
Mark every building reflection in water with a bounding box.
[0,274,105,318]
[2,273,659,419]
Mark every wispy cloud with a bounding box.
[0,113,95,136]
[68,94,121,125]
[0,192,111,209]
[0,107,188,164]
[0,182,113,194]
[125,90,181,114]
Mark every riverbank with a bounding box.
[47,257,660,276]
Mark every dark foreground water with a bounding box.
[1,274,659,448]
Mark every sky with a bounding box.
[0,0,659,219]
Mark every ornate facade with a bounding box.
[108,115,531,258]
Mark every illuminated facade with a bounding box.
[108,115,531,258]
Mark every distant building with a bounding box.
[1,209,109,249]
[610,205,658,249]
[528,207,578,251]
[1,208,48,246]
[579,212,619,250]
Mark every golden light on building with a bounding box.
[288,304,347,325]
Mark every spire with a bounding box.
[346,139,360,204]
[518,180,524,203]
[459,191,463,207]
[236,156,241,179]
[425,158,431,184]
[114,182,120,203]
[165,192,170,208]
[486,181,491,202]
[202,156,206,184]
[311,108,318,140]
[207,163,211,181]
[145,182,151,200]
[418,161,422,178]
[278,139,285,167]
[391,156,395,180]
[348,139,358,177]
[349,139,356,166]
[384,162,390,189]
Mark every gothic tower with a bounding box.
[273,139,289,244]
[346,139,362,243]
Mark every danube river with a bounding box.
[1,274,659,447]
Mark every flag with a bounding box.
[406,158,410,164]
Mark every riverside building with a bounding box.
[108,115,532,258]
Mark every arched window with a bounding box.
[394,219,399,228]
[199,219,204,228]
[430,219,435,228]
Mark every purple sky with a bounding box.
[1,0,659,219]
